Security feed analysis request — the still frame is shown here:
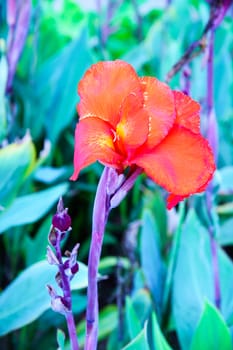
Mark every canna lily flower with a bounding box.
[70,60,215,208]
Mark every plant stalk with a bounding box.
[206,28,221,310]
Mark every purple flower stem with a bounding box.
[206,28,221,310]
[85,166,141,350]
[55,235,79,350]
[6,0,31,93]
[85,167,111,350]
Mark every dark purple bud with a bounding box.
[52,198,71,232]
[46,246,59,265]
[71,263,79,275]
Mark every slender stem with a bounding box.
[207,30,214,115]
[66,312,79,350]
[85,167,111,350]
[85,167,141,350]
[55,236,79,350]
[165,0,231,83]
[206,28,221,310]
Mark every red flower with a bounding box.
[70,60,215,208]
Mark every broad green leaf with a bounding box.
[0,260,88,335]
[122,43,148,71]
[140,209,166,317]
[0,134,36,208]
[57,329,66,350]
[147,312,172,350]
[24,216,52,265]
[34,25,93,145]
[190,301,232,350]
[125,296,142,340]
[131,289,152,326]
[122,326,150,350]
[172,210,233,349]
[218,167,233,194]
[0,183,68,233]
[34,166,72,184]
[217,217,233,246]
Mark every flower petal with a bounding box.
[140,77,175,149]
[70,117,123,180]
[116,93,149,151]
[77,60,142,127]
[134,125,215,196]
[166,193,189,209]
[173,91,200,133]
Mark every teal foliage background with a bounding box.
[0,0,233,349]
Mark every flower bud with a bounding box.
[52,198,71,232]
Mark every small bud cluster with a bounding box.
[46,198,79,315]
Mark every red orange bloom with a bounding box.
[71,60,215,208]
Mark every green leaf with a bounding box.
[57,328,66,350]
[217,217,233,246]
[0,134,36,208]
[122,325,150,350]
[0,260,88,335]
[34,166,72,184]
[131,289,152,326]
[140,209,166,316]
[147,312,172,350]
[24,216,52,265]
[0,183,68,233]
[191,301,232,350]
[34,25,93,145]
[172,210,233,349]
[218,167,233,194]
[125,296,142,340]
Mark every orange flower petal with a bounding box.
[166,193,189,209]
[70,117,124,180]
[77,60,142,127]
[173,91,200,133]
[134,125,215,196]
[140,77,175,149]
[116,93,149,151]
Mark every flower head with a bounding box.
[52,197,71,232]
[70,60,215,208]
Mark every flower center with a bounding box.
[111,126,126,156]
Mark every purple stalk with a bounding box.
[85,166,141,350]
[55,236,79,350]
[85,167,111,350]
[6,0,31,93]
[181,65,191,96]
[206,28,221,309]
[47,199,80,350]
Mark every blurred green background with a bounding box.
[0,0,233,349]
